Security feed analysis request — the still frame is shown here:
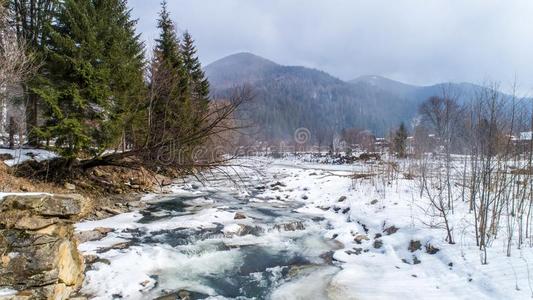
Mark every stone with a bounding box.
[270,181,286,188]
[370,199,378,205]
[101,206,122,215]
[1,194,84,217]
[408,240,422,252]
[235,224,264,236]
[425,243,440,254]
[94,227,113,234]
[274,221,305,232]
[57,240,84,286]
[234,212,247,220]
[301,195,308,200]
[75,230,106,244]
[373,239,383,249]
[83,254,98,265]
[0,194,85,299]
[338,196,347,202]
[345,248,363,255]
[354,234,369,244]
[64,183,76,190]
[383,225,399,235]
[319,251,336,265]
[14,216,58,230]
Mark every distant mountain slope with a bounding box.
[205,52,516,140]
[350,75,417,97]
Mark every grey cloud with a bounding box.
[129,0,533,93]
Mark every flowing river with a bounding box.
[76,159,351,299]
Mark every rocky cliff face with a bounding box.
[0,194,86,299]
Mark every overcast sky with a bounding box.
[129,0,533,93]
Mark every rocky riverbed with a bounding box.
[75,160,347,299]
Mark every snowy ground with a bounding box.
[76,157,533,299]
[0,147,57,166]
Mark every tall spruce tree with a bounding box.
[33,0,145,159]
[393,122,408,158]
[181,31,209,113]
[148,1,191,150]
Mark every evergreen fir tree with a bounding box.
[181,31,210,112]
[148,1,192,150]
[33,0,145,158]
[393,122,408,158]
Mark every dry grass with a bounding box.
[0,162,68,193]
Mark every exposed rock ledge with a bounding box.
[0,194,87,300]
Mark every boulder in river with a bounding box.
[274,221,305,232]
[234,212,247,219]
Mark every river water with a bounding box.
[76,160,347,299]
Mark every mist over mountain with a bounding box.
[205,52,500,140]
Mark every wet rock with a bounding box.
[155,290,209,300]
[301,195,308,200]
[235,224,264,236]
[338,196,347,202]
[342,207,350,214]
[274,221,305,232]
[83,254,98,265]
[270,181,286,188]
[319,251,336,265]
[76,230,106,243]
[402,256,421,265]
[425,243,440,254]
[373,239,383,249]
[354,234,369,244]
[234,212,247,220]
[370,199,378,205]
[345,248,363,255]
[374,233,382,239]
[333,207,341,213]
[75,227,112,244]
[408,240,422,252]
[383,225,399,235]
[96,242,132,253]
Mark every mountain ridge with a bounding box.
[204,52,512,139]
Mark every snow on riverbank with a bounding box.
[0,148,57,166]
[263,158,533,299]
[75,157,533,299]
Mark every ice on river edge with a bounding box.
[76,157,533,300]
